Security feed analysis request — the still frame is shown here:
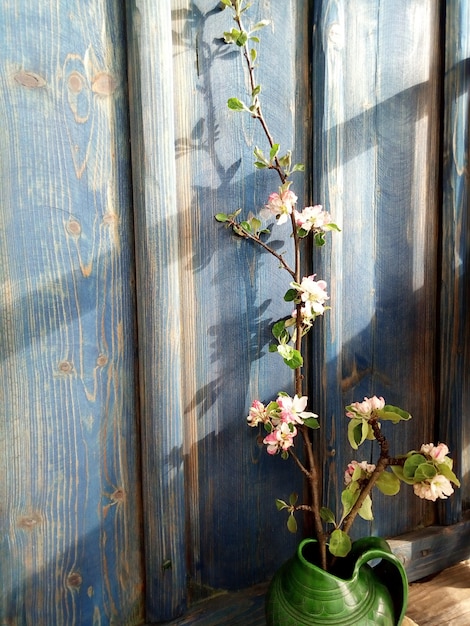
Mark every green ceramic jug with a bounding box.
[265,537,408,625]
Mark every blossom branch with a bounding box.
[233,12,286,184]
[223,217,295,277]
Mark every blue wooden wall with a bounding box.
[311,0,442,538]
[166,0,311,604]
[0,1,143,624]
[1,0,469,624]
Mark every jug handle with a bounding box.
[350,537,408,626]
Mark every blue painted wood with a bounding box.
[170,0,310,594]
[0,1,143,624]
[311,0,442,539]
[126,0,187,621]
[439,0,470,524]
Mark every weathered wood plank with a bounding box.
[439,0,470,524]
[171,0,311,594]
[125,0,187,621]
[311,0,442,539]
[388,518,470,582]
[0,1,143,624]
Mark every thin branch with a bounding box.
[225,218,295,277]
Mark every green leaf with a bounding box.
[250,217,261,232]
[215,213,228,222]
[266,400,279,412]
[269,143,280,160]
[375,470,401,496]
[250,48,257,62]
[324,222,341,232]
[390,464,415,485]
[377,405,412,423]
[303,417,320,429]
[253,146,268,164]
[253,161,268,169]
[341,487,359,518]
[268,344,278,353]
[252,85,261,97]
[220,0,232,7]
[227,97,248,111]
[287,514,298,533]
[403,454,427,480]
[272,319,286,339]
[314,232,326,247]
[289,492,298,506]
[223,28,241,44]
[347,418,369,450]
[358,494,373,521]
[329,529,352,558]
[414,462,437,483]
[240,221,251,232]
[320,507,336,524]
[437,463,461,487]
[278,150,292,169]
[251,19,270,32]
[279,347,303,370]
[291,163,305,173]
[284,288,298,302]
[275,498,288,511]
[235,30,248,46]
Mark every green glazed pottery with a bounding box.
[265,537,408,625]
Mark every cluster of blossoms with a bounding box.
[289,275,329,325]
[264,186,334,238]
[412,443,456,501]
[344,460,376,486]
[345,395,385,419]
[247,394,317,456]
[343,397,460,502]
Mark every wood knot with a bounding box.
[96,354,108,367]
[67,572,83,589]
[67,71,85,94]
[65,218,82,237]
[102,212,118,225]
[57,360,74,374]
[14,70,46,89]
[111,488,125,504]
[91,72,117,96]
[18,513,42,530]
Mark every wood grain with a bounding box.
[0,1,143,624]
[439,0,470,525]
[126,0,187,621]
[311,0,442,540]
[171,0,312,596]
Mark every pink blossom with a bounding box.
[294,205,332,233]
[420,443,449,464]
[276,394,317,425]
[263,422,297,455]
[346,396,385,420]
[413,474,454,501]
[344,460,376,485]
[247,400,268,427]
[294,275,329,318]
[265,189,298,224]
